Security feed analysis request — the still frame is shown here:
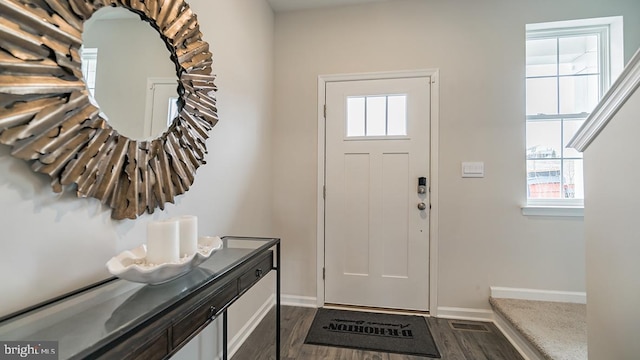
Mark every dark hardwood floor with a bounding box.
[231,306,524,360]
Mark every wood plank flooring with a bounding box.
[231,306,524,360]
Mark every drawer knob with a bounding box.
[255,268,263,278]
[209,305,216,318]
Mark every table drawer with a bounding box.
[129,332,169,360]
[171,280,237,348]
[97,328,168,360]
[238,252,273,294]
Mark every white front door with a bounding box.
[324,77,431,311]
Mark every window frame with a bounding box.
[524,22,611,210]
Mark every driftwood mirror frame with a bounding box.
[0,0,217,219]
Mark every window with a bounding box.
[347,95,407,137]
[525,17,622,208]
[80,48,98,97]
[167,97,179,126]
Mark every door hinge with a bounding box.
[323,185,326,199]
[323,267,326,280]
[323,104,327,118]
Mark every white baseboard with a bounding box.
[227,294,275,359]
[490,286,586,304]
[493,310,544,360]
[282,294,317,308]
[436,306,494,322]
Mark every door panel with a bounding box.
[343,153,370,275]
[381,152,409,278]
[324,77,430,311]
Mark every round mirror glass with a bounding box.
[82,7,178,140]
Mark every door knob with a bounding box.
[417,202,427,210]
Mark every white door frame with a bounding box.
[144,77,177,138]
[316,69,440,315]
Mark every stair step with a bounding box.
[490,297,586,360]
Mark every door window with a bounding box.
[346,95,407,137]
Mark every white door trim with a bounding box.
[316,69,440,315]
[144,77,177,137]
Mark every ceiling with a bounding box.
[267,0,394,12]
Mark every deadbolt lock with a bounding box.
[418,177,427,194]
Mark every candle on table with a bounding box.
[178,215,198,257]
[146,219,180,264]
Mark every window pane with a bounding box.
[559,75,599,114]
[527,159,562,199]
[387,95,407,136]
[167,97,179,127]
[563,159,584,199]
[366,96,386,136]
[563,118,586,158]
[526,38,558,77]
[559,35,599,75]
[526,77,558,115]
[347,97,365,137]
[526,119,561,159]
[81,49,98,95]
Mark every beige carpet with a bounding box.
[490,297,587,360]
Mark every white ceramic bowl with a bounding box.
[106,236,223,285]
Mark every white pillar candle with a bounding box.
[146,219,180,264]
[178,215,198,257]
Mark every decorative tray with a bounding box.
[106,236,223,285]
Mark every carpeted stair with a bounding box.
[490,297,587,360]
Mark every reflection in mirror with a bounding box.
[83,7,178,140]
[0,0,218,219]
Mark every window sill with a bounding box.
[521,205,584,217]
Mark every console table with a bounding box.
[0,236,281,360]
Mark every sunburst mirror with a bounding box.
[0,0,217,219]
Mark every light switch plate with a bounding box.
[462,162,484,178]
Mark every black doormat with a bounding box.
[304,308,441,358]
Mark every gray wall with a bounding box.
[583,72,640,359]
[272,0,640,311]
[0,0,274,358]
